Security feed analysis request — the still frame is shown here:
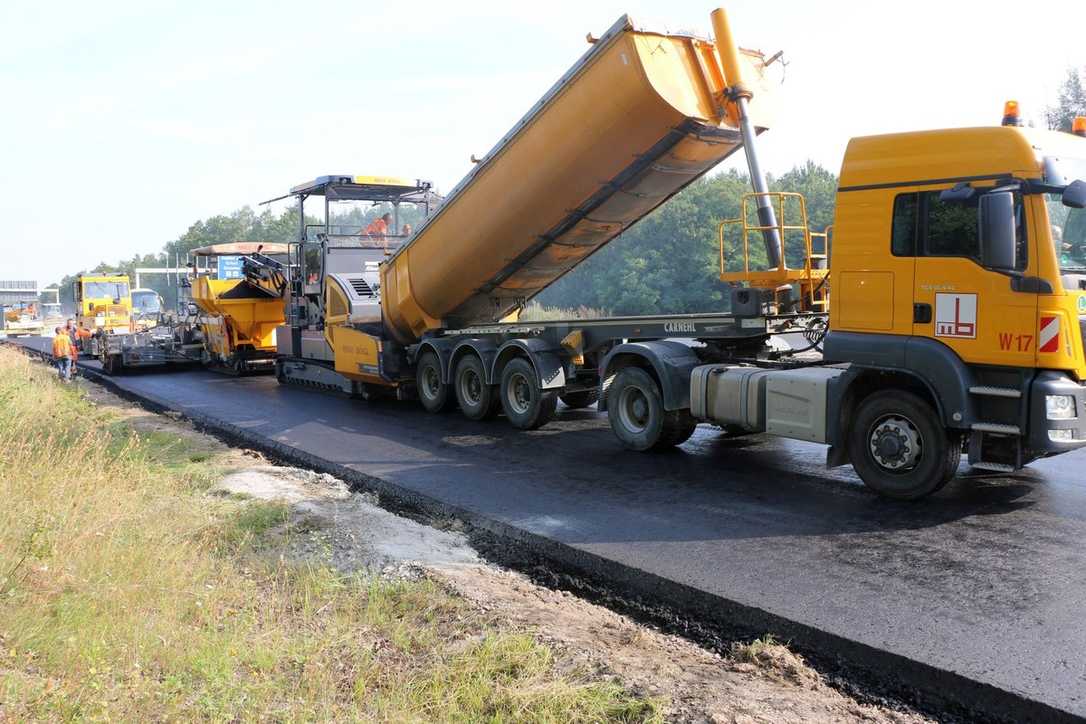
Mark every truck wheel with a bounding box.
[559,389,599,409]
[849,390,959,500]
[416,350,453,413]
[500,357,557,430]
[607,367,696,451]
[454,355,499,421]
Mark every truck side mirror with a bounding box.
[978,191,1017,271]
[1062,179,1086,209]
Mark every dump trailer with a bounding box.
[272,7,1086,499]
[276,11,818,431]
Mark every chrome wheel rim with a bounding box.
[869,414,922,472]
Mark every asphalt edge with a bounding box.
[9,343,1080,724]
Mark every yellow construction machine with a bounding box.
[74,274,132,353]
[189,243,290,374]
[270,7,1086,499]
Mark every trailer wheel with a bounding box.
[607,367,696,451]
[416,350,453,413]
[559,389,599,409]
[849,390,959,501]
[454,355,499,420]
[500,357,557,430]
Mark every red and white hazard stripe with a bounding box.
[1039,315,1060,353]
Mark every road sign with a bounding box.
[217,256,244,280]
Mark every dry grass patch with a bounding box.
[0,348,657,722]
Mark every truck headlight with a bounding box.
[1049,429,1075,442]
[1046,394,1077,420]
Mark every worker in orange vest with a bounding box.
[364,213,392,237]
[65,319,79,373]
[52,327,73,381]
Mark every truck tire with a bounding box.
[416,350,454,413]
[559,389,599,409]
[454,355,499,420]
[500,357,557,430]
[607,366,696,451]
[849,390,960,500]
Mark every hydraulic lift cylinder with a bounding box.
[711,8,782,270]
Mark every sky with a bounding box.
[3,0,1086,286]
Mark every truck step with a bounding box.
[971,461,1017,473]
[971,422,1021,435]
[968,385,1022,399]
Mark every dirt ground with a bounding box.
[81,380,929,723]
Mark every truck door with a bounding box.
[831,191,915,335]
[908,188,1037,368]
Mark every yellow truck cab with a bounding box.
[74,275,132,347]
[825,118,1086,485]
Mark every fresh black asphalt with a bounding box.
[13,336,1086,720]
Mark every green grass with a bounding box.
[0,348,659,722]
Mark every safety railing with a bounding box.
[718,192,830,312]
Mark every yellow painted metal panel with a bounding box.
[828,191,913,335]
[330,326,383,382]
[190,276,284,354]
[835,127,1086,190]
[837,271,894,331]
[381,18,775,343]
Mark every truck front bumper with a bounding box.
[1029,371,1086,458]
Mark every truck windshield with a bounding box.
[84,282,130,299]
[1044,155,1086,272]
[1047,196,1086,271]
[132,291,161,314]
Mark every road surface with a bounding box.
[13,336,1086,720]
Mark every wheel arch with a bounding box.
[493,338,566,390]
[824,331,975,428]
[599,341,700,412]
[450,339,498,383]
[414,338,456,384]
[829,368,944,467]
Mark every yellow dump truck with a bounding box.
[274,8,1086,499]
[74,274,132,352]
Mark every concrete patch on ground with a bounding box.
[216,465,481,572]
